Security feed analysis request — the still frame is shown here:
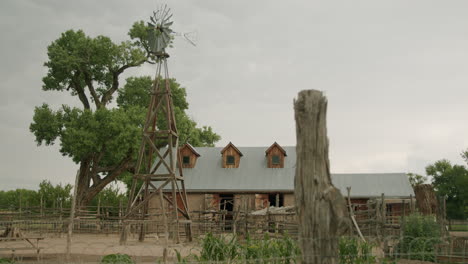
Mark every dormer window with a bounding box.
[221,142,243,168]
[226,155,235,165]
[265,142,287,168]
[179,143,200,168]
[271,155,280,165]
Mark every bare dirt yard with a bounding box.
[0,234,198,263]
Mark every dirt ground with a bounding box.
[0,233,198,263]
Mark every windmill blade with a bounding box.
[162,14,173,24]
[161,32,170,46]
[163,21,174,28]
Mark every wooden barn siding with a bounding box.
[284,193,295,207]
[266,146,285,168]
[234,194,256,211]
[222,146,241,168]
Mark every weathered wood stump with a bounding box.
[294,90,349,264]
[413,184,437,215]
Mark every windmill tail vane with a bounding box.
[173,31,198,46]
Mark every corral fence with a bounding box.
[1,199,466,263]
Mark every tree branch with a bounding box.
[72,71,90,110]
[100,59,147,106]
[85,155,133,201]
[83,71,102,109]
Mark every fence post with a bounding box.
[294,90,348,264]
[381,193,386,239]
[400,199,405,240]
[40,195,44,218]
[66,169,80,260]
[19,192,22,219]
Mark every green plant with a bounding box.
[339,237,375,264]
[100,254,134,264]
[175,233,300,263]
[196,233,241,261]
[242,233,300,263]
[396,213,441,261]
[0,258,15,264]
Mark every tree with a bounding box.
[0,180,72,209]
[407,173,428,187]
[30,22,220,207]
[38,180,73,208]
[426,159,468,219]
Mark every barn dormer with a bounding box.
[265,142,287,168]
[221,142,243,168]
[179,143,200,168]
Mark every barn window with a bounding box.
[226,155,235,165]
[182,156,190,165]
[272,155,280,165]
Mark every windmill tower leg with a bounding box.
[120,55,191,244]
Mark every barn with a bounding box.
[151,142,415,217]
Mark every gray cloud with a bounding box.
[1,0,468,190]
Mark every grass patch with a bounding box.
[449,224,468,231]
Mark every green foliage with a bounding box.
[407,173,427,187]
[31,105,144,164]
[0,189,39,209]
[0,258,15,264]
[100,254,134,264]
[90,183,128,208]
[197,233,241,261]
[396,213,441,261]
[0,180,71,209]
[449,224,468,231]
[31,22,220,205]
[176,233,300,263]
[0,180,125,210]
[38,180,73,207]
[339,237,375,264]
[426,159,468,219]
[117,76,220,147]
[42,29,147,103]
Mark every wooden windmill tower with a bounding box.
[120,6,192,244]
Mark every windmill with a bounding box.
[120,5,194,244]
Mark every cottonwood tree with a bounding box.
[426,159,468,219]
[30,23,220,207]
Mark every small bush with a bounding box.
[396,213,441,261]
[339,237,376,264]
[101,254,134,264]
[176,233,300,263]
[0,258,15,264]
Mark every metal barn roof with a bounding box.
[158,146,414,198]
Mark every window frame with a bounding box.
[182,155,191,165]
[271,155,281,165]
[226,155,235,165]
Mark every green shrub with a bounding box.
[0,258,15,264]
[396,213,441,261]
[339,237,376,264]
[101,254,134,264]
[175,233,300,263]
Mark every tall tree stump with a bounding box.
[413,184,438,215]
[294,90,348,264]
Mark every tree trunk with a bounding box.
[76,158,92,208]
[294,90,349,264]
[75,155,132,207]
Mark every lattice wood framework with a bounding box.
[121,53,191,244]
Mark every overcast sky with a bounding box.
[1,0,468,190]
